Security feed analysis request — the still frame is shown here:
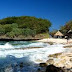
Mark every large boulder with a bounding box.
[45,64,64,72]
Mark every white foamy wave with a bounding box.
[0,42,14,50]
[28,42,49,47]
[0,41,67,67]
[29,44,65,63]
[0,43,66,64]
[14,42,49,48]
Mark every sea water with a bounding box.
[0,41,66,72]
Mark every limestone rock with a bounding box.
[47,53,72,68]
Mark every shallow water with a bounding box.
[0,41,66,72]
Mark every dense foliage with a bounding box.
[60,20,72,35]
[0,16,51,38]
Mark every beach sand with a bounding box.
[38,38,72,44]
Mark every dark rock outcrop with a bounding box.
[39,63,47,67]
[19,62,24,68]
[45,65,64,72]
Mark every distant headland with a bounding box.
[0,16,51,40]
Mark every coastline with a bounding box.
[37,38,72,71]
[37,38,72,44]
[0,38,40,41]
[0,38,72,72]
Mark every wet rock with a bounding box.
[37,67,46,72]
[0,68,5,72]
[36,59,44,63]
[19,62,24,68]
[39,63,47,67]
[46,59,54,65]
[38,63,47,72]
[48,42,53,45]
[49,53,62,58]
[45,64,64,72]
[37,68,41,72]
[70,58,72,62]
[44,42,53,45]
[5,65,13,72]
[64,45,72,48]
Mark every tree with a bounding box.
[0,16,52,38]
[60,20,72,35]
[22,28,32,36]
[12,28,23,37]
[0,16,52,34]
[3,24,12,34]
[6,32,15,38]
[0,24,5,35]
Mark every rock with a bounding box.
[39,63,47,67]
[5,65,13,72]
[19,62,24,68]
[36,59,44,63]
[70,58,72,62]
[45,64,64,72]
[37,68,41,72]
[64,45,72,48]
[46,59,54,65]
[49,53,62,58]
[47,53,72,68]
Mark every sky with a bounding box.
[0,0,72,31]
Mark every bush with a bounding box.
[6,32,15,38]
[12,28,23,37]
[3,24,12,34]
[22,28,32,36]
[0,25,5,35]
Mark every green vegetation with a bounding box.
[0,16,51,39]
[39,33,50,38]
[49,29,57,37]
[60,20,72,35]
[50,20,72,37]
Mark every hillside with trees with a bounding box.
[0,16,51,39]
[50,20,72,37]
[60,20,72,35]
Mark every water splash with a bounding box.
[0,42,14,50]
[0,41,67,72]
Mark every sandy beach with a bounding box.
[38,38,72,44]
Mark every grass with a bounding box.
[40,33,50,38]
[35,33,49,39]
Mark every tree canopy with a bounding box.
[0,16,52,38]
[60,20,72,35]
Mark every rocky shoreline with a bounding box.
[38,47,72,72]
[3,61,72,72]
[37,64,72,72]
[38,53,72,72]
[3,48,72,72]
[0,38,40,41]
[0,39,72,72]
[36,40,72,72]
